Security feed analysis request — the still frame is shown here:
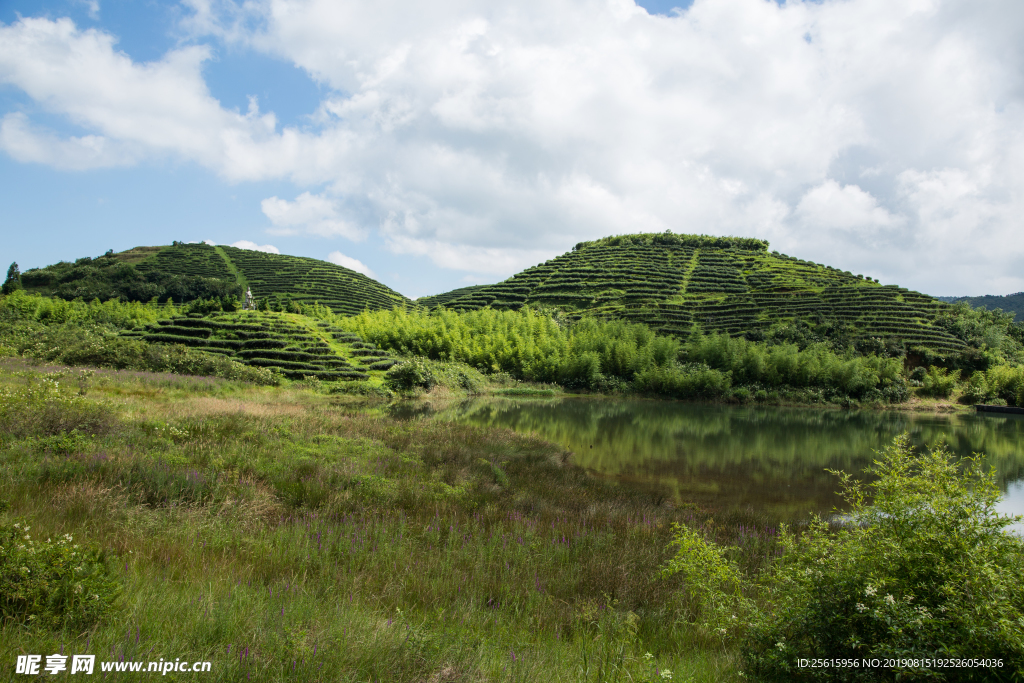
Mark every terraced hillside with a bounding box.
[416,284,492,308]
[119,242,411,314]
[434,233,966,353]
[134,242,234,280]
[120,310,400,381]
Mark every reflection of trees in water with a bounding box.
[433,398,1024,517]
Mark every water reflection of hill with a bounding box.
[425,398,1024,519]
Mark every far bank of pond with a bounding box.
[391,397,1024,523]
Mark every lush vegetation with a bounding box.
[17,248,242,305]
[217,245,410,315]
[17,242,411,315]
[16,235,1024,373]
[2,355,1020,681]
[3,286,1023,406]
[0,361,748,682]
[741,435,1024,680]
[940,292,1024,321]
[426,232,971,356]
[341,307,910,403]
[417,284,493,309]
[0,290,405,385]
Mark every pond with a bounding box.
[398,398,1024,523]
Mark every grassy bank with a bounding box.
[0,359,786,682]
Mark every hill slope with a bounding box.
[21,242,411,315]
[120,309,399,381]
[937,293,1023,321]
[431,233,966,353]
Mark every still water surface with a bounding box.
[404,398,1024,523]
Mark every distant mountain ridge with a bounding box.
[422,232,967,353]
[936,293,1023,321]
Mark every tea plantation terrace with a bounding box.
[121,311,400,381]
[429,233,965,353]
[123,242,411,315]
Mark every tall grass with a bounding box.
[0,361,764,681]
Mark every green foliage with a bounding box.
[0,321,280,386]
[217,244,410,315]
[0,373,116,440]
[344,308,911,402]
[384,358,437,391]
[960,365,1024,406]
[0,520,119,629]
[932,301,1024,368]
[744,435,1024,681]
[661,523,754,641]
[20,242,410,317]
[426,232,970,358]
[633,363,732,399]
[943,292,1024,322]
[0,289,174,328]
[0,293,396,384]
[20,248,241,304]
[2,262,22,295]
[575,232,770,252]
[919,365,960,398]
[682,333,904,398]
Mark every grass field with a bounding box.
[0,359,787,682]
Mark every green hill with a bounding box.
[20,242,411,315]
[416,284,492,308]
[938,293,1024,321]
[430,232,966,353]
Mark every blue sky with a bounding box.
[2,0,1022,298]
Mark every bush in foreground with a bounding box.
[743,435,1024,681]
[0,520,119,629]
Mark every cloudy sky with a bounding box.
[1,0,1022,298]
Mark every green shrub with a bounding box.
[984,365,1024,406]
[661,523,754,642]
[384,359,436,391]
[0,520,119,629]
[633,363,731,399]
[919,365,960,398]
[744,435,1024,681]
[0,374,115,439]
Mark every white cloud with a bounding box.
[796,182,903,234]
[0,112,140,169]
[0,16,348,182]
[260,192,366,240]
[327,251,375,277]
[2,2,1024,292]
[230,240,280,254]
[383,232,554,277]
